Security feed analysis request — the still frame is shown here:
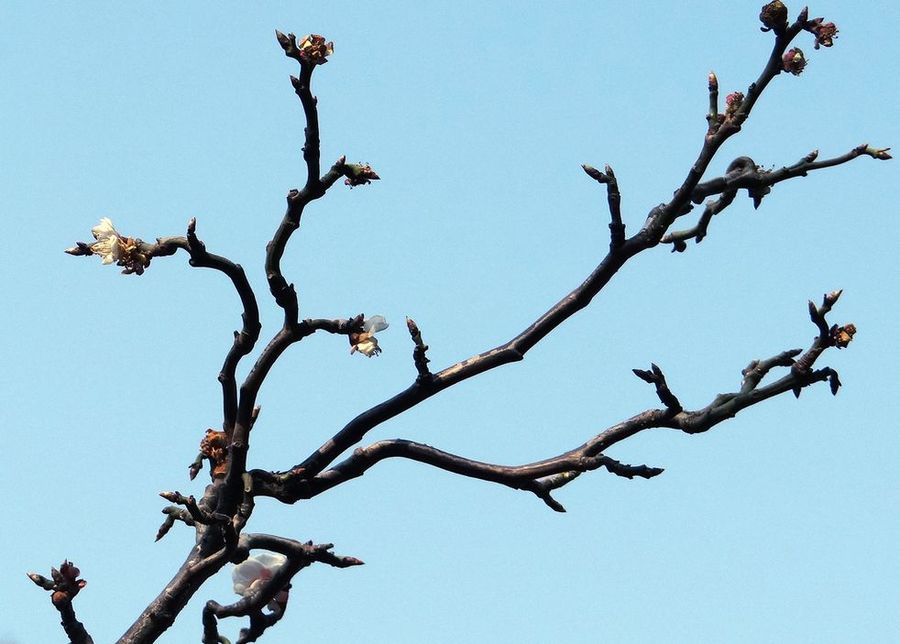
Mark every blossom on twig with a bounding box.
[830,323,856,348]
[782,48,807,75]
[66,218,151,275]
[298,34,334,65]
[89,218,123,264]
[350,315,389,357]
[805,18,838,49]
[232,552,290,612]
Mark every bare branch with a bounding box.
[632,363,683,413]
[582,163,625,249]
[663,144,887,250]
[253,292,853,510]
[406,317,433,383]
[252,436,664,512]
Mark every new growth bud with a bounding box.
[759,1,789,33]
[805,17,838,49]
[724,92,744,118]
[343,163,380,187]
[782,48,806,75]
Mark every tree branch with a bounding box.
[201,536,362,644]
[285,8,853,482]
[253,291,853,509]
[68,219,261,436]
[663,145,890,250]
[582,163,625,250]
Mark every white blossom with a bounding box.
[89,217,123,265]
[351,315,389,357]
[232,552,287,597]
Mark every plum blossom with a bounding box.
[89,218,125,265]
[351,315,389,357]
[232,552,289,611]
[66,217,151,274]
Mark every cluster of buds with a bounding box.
[343,163,381,187]
[759,1,789,33]
[28,560,87,606]
[350,315,389,357]
[232,552,290,613]
[782,48,807,75]
[830,323,856,348]
[276,31,334,65]
[805,17,838,49]
[65,218,152,275]
[724,91,744,118]
[298,34,334,65]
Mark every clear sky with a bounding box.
[2,2,898,642]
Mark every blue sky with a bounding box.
[2,2,898,642]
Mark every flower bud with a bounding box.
[782,48,806,75]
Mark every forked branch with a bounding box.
[252,292,854,511]
[279,5,876,484]
[50,5,888,643]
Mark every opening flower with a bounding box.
[724,91,744,118]
[830,323,856,348]
[67,217,152,275]
[89,218,125,265]
[782,48,806,75]
[232,552,290,612]
[806,19,838,49]
[350,315,389,357]
[298,34,334,65]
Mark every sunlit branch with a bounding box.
[663,145,890,250]
[289,7,842,481]
[255,292,853,511]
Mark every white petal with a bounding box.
[232,560,265,596]
[91,218,117,240]
[355,338,380,357]
[363,315,388,333]
[254,552,287,569]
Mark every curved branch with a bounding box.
[255,292,853,509]
[663,145,891,250]
[68,219,261,436]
